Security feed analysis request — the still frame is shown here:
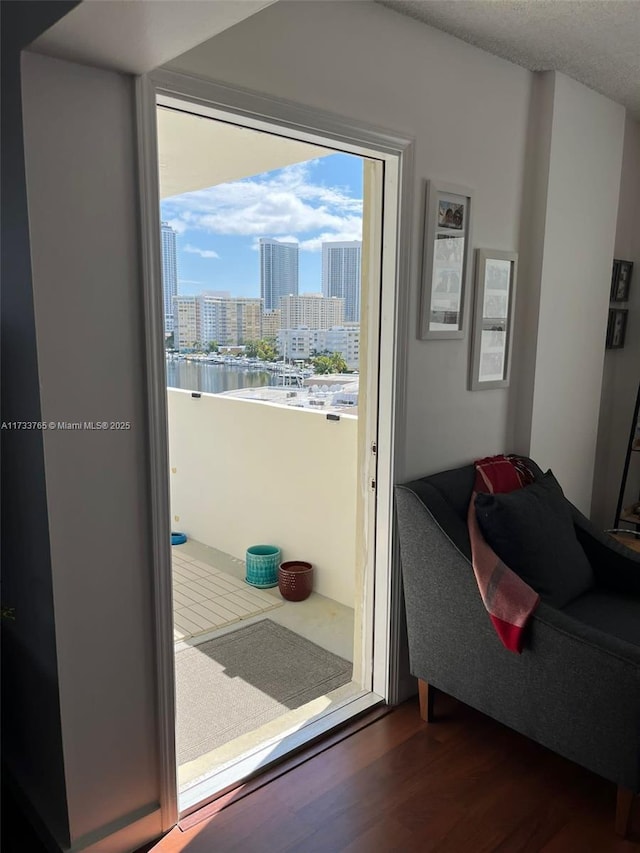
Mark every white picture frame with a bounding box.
[419,180,473,340]
[469,249,518,390]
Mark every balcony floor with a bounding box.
[172,538,360,794]
[172,545,283,641]
[172,538,354,661]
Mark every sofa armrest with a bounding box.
[525,602,640,790]
[533,598,640,667]
[395,485,640,792]
[569,504,640,594]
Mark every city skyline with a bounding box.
[160,153,363,297]
[162,227,362,309]
[171,291,350,350]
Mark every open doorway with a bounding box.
[158,109,378,809]
[138,74,410,821]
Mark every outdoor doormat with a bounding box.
[175,619,353,765]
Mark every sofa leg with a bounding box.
[615,786,635,837]
[418,679,436,723]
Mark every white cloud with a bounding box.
[298,231,363,252]
[184,244,220,259]
[162,160,363,245]
[167,217,188,235]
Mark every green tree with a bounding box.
[311,352,349,375]
[165,332,175,350]
[257,339,279,362]
[207,340,219,353]
[311,355,333,374]
[244,338,279,361]
[329,352,348,373]
[244,340,260,358]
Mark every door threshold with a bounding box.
[178,690,384,816]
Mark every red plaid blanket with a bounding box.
[468,454,540,652]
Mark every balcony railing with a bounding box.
[167,388,357,607]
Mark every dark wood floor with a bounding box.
[145,694,640,852]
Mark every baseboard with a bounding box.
[2,766,163,853]
[70,807,162,853]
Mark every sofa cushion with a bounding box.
[423,464,476,522]
[474,470,595,608]
[404,480,473,560]
[563,590,640,647]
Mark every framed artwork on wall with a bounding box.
[606,308,628,349]
[610,259,633,302]
[419,180,473,339]
[469,249,518,390]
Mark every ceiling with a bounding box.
[28,0,640,119]
[30,0,276,74]
[158,108,332,199]
[378,1,640,119]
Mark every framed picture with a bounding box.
[419,180,473,339]
[610,259,633,302]
[469,249,518,390]
[606,308,628,349]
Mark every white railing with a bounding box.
[167,388,357,607]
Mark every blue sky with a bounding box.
[161,153,363,298]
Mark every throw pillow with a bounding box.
[475,470,595,608]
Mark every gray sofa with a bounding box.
[395,459,640,837]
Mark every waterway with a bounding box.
[166,359,278,394]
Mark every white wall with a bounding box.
[509,72,555,457]
[167,390,358,607]
[22,52,162,851]
[166,0,533,479]
[526,73,625,513]
[592,116,640,527]
[168,3,630,515]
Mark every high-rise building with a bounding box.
[161,221,178,333]
[279,294,344,330]
[262,309,281,339]
[198,295,262,347]
[322,241,362,323]
[260,238,299,312]
[172,296,200,351]
[199,295,222,347]
[223,298,262,346]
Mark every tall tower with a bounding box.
[259,238,299,312]
[161,221,178,333]
[322,241,362,323]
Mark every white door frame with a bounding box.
[136,69,414,829]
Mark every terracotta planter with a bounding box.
[278,561,313,601]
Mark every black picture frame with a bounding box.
[606,308,628,349]
[611,259,633,302]
[610,260,620,300]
